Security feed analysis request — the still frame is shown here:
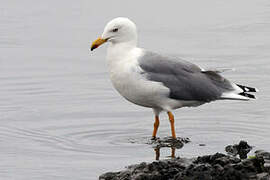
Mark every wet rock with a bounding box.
[225,140,252,159]
[99,158,189,180]
[99,153,269,180]
[256,172,270,180]
[99,142,270,180]
[195,152,241,165]
[149,136,190,149]
[255,150,270,160]
[255,150,270,173]
[176,152,263,180]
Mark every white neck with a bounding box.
[106,41,137,63]
[106,41,143,76]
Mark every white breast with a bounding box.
[106,46,170,108]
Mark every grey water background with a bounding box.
[1,0,270,179]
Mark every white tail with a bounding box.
[221,83,258,100]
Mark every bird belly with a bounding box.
[110,69,171,108]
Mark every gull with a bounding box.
[90,17,257,139]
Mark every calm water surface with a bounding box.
[1,0,270,179]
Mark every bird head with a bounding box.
[91,17,138,51]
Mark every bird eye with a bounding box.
[112,28,118,32]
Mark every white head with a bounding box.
[91,17,138,51]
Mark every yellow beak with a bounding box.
[90,37,107,51]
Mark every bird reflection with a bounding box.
[151,137,189,160]
[154,146,176,160]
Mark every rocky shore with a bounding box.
[99,141,270,180]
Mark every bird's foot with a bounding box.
[151,136,158,141]
[151,136,161,142]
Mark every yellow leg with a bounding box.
[152,115,160,139]
[167,111,176,139]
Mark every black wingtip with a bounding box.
[239,92,256,99]
[236,84,258,93]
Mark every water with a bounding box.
[1,0,270,179]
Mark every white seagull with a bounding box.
[91,17,257,139]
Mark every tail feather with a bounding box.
[236,84,258,100]
[239,92,256,99]
[236,84,258,93]
[221,84,258,100]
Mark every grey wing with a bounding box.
[138,51,234,102]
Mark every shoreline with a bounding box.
[99,141,270,180]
